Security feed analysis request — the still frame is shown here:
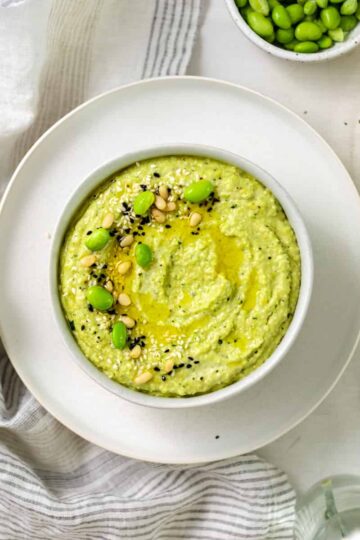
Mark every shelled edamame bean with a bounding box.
[235,0,360,52]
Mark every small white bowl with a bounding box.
[50,144,313,409]
[225,0,360,62]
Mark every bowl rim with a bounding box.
[49,143,313,409]
[224,0,360,63]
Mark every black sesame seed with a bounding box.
[124,228,131,233]
[167,370,173,376]
[140,184,147,190]
[268,256,272,260]
[154,367,160,372]
[69,320,75,331]
[173,365,179,369]
[81,325,85,331]
[188,356,194,360]
[186,364,192,369]
[161,375,167,381]
[108,309,116,315]
[164,348,170,353]
[109,230,116,237]
[200,376,204,381]
[153,172,160,178]
[215,435,220,440]
[138,225,144,230]
[194,360,200,364]
[102,264,108,269]
[141,232,145,236]
[178,363,185,368]
[165,224,171,229]
[218,339,223,345]
[88,304,94,312]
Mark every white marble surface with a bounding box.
[189,0,360,494]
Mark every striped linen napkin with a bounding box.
[0,1,296,538]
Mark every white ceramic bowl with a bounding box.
[50,144,313,409]
[225,0,360,62]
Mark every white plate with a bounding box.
[1,76,360,463]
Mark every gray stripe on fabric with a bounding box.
[166,0,186,75]
[149,0,169,77]
[175,0,194,74]
[157,0,178,76]
[141,0,160,78]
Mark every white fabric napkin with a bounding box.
[0,1,296,538]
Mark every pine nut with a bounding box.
[120,235,134,248]
[120,315,136,328]
[155,195,167,211]
[117,261,132,274]
[189,212,202,227]
[164,360,174,373]
[134,372,153,385]
[104,280,114,292]
[118,293,131,306]
[151,208,166,223]
[159,185,169,200]
[166,201,176,212]
[102,213,114,229]
[80,255,96,267]
[130,345,141,359]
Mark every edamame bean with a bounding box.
[276,27,295,41]
[340,14,357,29]
[321,6,341,28]
[294,40,320,50]
[241,6,254,19]
[111,321,127,350]
[304,0,317,14]
[183,179,215,203]
[135,243,153,268]
[235,0,248,7]
[328,26,345,38]
[86,286,114,311]
[315,18,327,31]
[265,31,276,41]
[340,0,358,15]
[272,4,292,27]
[268,0,280,9]
[249,0,270,15]
[133,191,155,216]
[318,34,334,45]
[295,20,323,39]
[286,4,305,23]
[316,0,328,8]
[85,228,110,251]
[284,38,300,48]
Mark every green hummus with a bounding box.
[59,155,301,397]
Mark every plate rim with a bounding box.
[1,75,360,463]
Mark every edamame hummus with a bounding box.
[59,156,301,397]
